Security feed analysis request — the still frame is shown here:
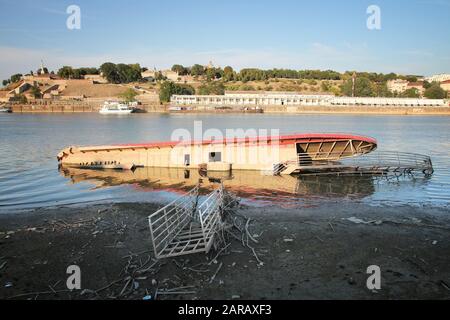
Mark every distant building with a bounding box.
[172,92,445,108]
[164,70,179,82]
[22,73,60,82]
[440,80,450,92]
[406,82,425,95]
[387,79,408,93]
[141,69,157,81]
[425,74,450,83]
[41,84,61,99]
[141,69,193,83]
[84,74,108,84]
[173,92,335,107]
[0,90,8,103]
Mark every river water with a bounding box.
[0,113,449,213]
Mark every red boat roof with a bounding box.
[116,133,377,149]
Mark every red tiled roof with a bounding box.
[407,82,424,87]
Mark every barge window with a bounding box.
[209,152,222,162]
[184,154,190,166]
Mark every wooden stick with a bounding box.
[209,262,223,284]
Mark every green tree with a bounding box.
[340,77,374,97]
[15,93,28,104]
[190,64,205,77]
[171,64,188,76]
[159,81,195,103]
[423,81,432,89]
[320,81,331,92]
[405,75,418,83]
[100,62,120,83]
[2,79,10,86]
[10,74,22,83]
[374,83,392,97]
[116,63,142,83]
[154,71,167,81]
[401,88,420,98]
[31,85,42,99]
[223,66,235,81]
[206,67,223,81]
[197,82,225,95]
[119,88,139,103]
[330,86,341,96]
[100,63,142,83]
[424,83,446,99]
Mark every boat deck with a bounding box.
[276,151,434,176]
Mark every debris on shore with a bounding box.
[1,199,449,300]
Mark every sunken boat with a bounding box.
[57,133,377,175]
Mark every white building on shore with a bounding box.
[387,79,409,93]
[172,92,333,107]
[425,74,450,83]
[171,92,445,108]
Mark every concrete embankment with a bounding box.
[166,105,450,115]
[282,105,450,115]
[9,104,166,113]
[7,103,450,115]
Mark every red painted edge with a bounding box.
[113,133,377,149]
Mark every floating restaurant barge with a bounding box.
[57,133,378,175]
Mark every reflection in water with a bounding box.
[1,114,448,211]
[60,167,379,205]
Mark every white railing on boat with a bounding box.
[275,151,433,176]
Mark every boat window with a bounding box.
[209,152,222,162]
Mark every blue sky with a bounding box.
[0,0,449,80]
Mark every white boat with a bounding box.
[99,101,134,115]
[0,106,12,113]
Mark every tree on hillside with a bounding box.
[401,88,420,98]
[423,81,432,89]
[223,66,235,81]
[118,88,139,103]
[405,75,418,83]
[100,62,121,83]
[58,66,99,79]
[10,74,22,83]
[31,85,42,99]
[320,81,331,92]
[197,82,225,95]
[191,64,205,77]
[154,71,167,81]
[374,82,392,97]
[116,63,142,83]
[238,68,266,82]
[205,68,223,81]
[159,81,195,103]
[424,82,446,99]
[171,64,188,76]
[340,77,374,97]
[77,67,99,75]
[383,72,398,82]
[330,86,341,96]
[100,63,142,84]
[2,79,10,86]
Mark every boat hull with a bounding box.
[57,133,377,171]
[99,110,133,115]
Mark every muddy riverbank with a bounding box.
[0,202,449,300]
